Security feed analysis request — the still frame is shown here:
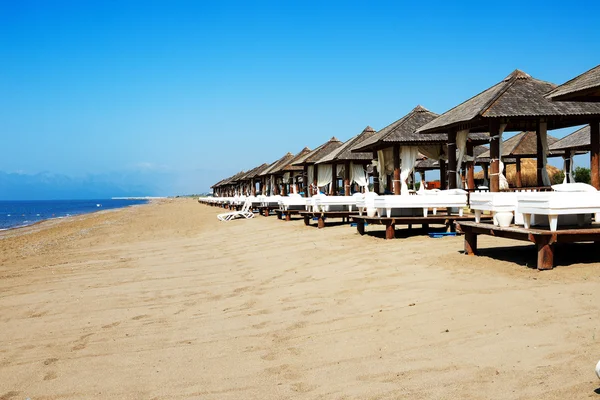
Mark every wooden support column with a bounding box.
[489,121,501,192]
[466,141,475,190]
[344,161,351,196]
[330,163,337,195]
[252,180,256,196]
[516,157,522,188]
[385,221,395,240]
[386,175,392,193]
[447,130,457,189]
[303,165,309,197]
[439,160,447,190]
[372,151,380,194]
[393,144,401,195]
[464,231,477,255]
[591,120,600,190]
[536,120,546,187]
[535,235,554,270]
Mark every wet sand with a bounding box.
[1,198,600,399]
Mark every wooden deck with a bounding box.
[299,211,353,229]
[351,215,492,240]
[456,221,600,270]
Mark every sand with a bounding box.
[1,198,600,399]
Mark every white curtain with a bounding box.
[269,175,275,195]
[563,150,575,183]
[350,162,368,188]
[317,164,333,187]
[307,165,314,184]
[418,171,426,192]
[498,123,509,190]
[456,130,469,188]
[377,147,394,193]
[418,145,442,161]
[400,146,419,195]
[540,123,552,186]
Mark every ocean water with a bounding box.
[0,199,149,230]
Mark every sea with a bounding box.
[0,199,149,231]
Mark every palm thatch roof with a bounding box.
[549,125,590,152]
[477,131,560,161]
[218,170,246,186]
[269,147,312,174]
[258,152,295,177]
[546,65,600,102]
[316,126,377,164]
[240,163,270,180]
[292,137,344,166]
[418,69,600,134]
[474,158,561,187]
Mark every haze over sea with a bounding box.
[0,199,148,230]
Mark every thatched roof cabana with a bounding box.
[549,125,590,152]
[474,159,561,188]
[269,147,311,175]
[546,65,600,102]
[314,126,377,195]
[477,131,561,159]
[292,137,344,167]
[417,69,600,191]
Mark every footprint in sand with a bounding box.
[101,322,121,329]
[0,391,20,400]
[291,382,317,393]
[43,371,57,381]
[71,333,94,351]
[43,357,58,366]
[131,314,149,320]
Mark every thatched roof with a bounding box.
[292,137,344,166]
[477,131,560,161]
[269,147,312,174]
[259,152,295,177]
[546,65,600,102]
[240,163,270,180]
[474,158,561,187]
[317,126,377,164]
[418,69,600,134]
[352,106,446,152]
[549,125,590,152]
[217,170,246,187]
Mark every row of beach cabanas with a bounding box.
[203,66,600,271]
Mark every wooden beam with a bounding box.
[447,130,457,189]
[536,120,545,187]
[312,164,318,196]
[439,159,447,190]
[516,157,522,188]
[489,120,500,192]
[303,165,309,197]
[344,161,351,196]
[393,144,401,195]
[331,163,337,195]
[466,141,475,190]
[591,120,600,190]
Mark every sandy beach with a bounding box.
[1,199,600,399]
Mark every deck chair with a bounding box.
[217,198,255,221]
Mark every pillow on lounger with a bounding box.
[439,188,468,195]
[551,183,598,192]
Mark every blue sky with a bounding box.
[1,0,599,198]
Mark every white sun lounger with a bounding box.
[374,190,468,218]
[279,195,309,211]
[517,192,600,231]
[313,195,362,212]
[217,199,255,221]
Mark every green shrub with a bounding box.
[573,167,591,184]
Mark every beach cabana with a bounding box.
[546,65,600,102]
[352,105,487,194]
[258,153,295,196]
[417,69,600,192]
[315,126,377,195]
[265,147,312,195]
[548,65,600,189]
[238,163,270,196]
[292,137,344,197]
[476,131,561,188]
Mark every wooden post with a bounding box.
[318,216,325,229]
[439,159,447,190]
[489,120,501,192]
[386,175,392,193]
[281,176,287,196]
[535,235,554,270]
[372,151,380,194]
[344,161,351,196]
[447,130,457,189]
[331,163,337,195]
[536,120,545,187]
[357,220,365,235]
[303,165,309,197]
[385,221,395,240]
[393,144,401,195]
[483,164,489,186]
[591,120,600,190]
[516,157,522,188]
[464,231,477,255]
[466,141,475,190]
